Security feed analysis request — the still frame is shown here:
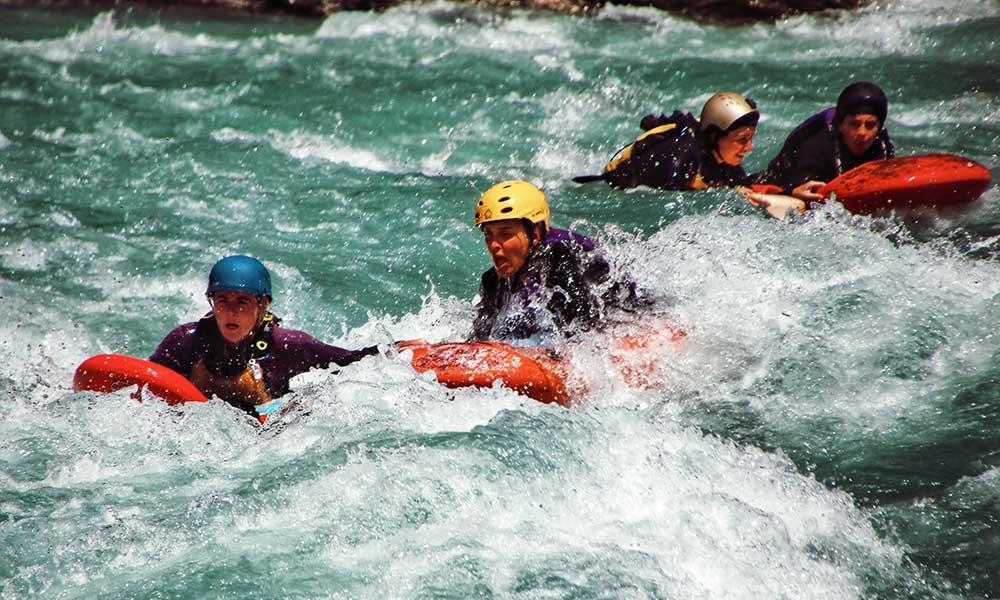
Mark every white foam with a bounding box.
[234,387,903,598]
[772,0,1000,58]
[316,3,459,40]
[629,207,1000,436]
[0,238,49,271]
[10,12,241,64]
[212,127,400,173]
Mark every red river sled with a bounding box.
[410,342,572,405]
[76,321,687,411]
[408,323,685,406]
[818,154,992,214]
[74,354,208,405]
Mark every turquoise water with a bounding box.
[2,1,999,597]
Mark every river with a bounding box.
[2,1,999,597]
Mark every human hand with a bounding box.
[744,192,806,221]
[742,189,770,208]
[791,180,827,203]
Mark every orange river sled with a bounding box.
[410,342,572,405]
[75,323,686,411]
[818,153,992,215]
[409,323,686,406]
[74,354,208,405]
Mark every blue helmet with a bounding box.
[206,255,272,299]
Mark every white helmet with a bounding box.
[699,92,760,133]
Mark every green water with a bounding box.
[2,1,999,598]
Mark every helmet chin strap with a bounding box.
[254,297,271,329]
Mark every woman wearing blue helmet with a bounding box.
[149,255,416,420]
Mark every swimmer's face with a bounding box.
[209,291,265,344]
[838,113,881,157]
[482,219,534,279]
[715,125,755,166]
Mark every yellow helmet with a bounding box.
[473,180,551,230]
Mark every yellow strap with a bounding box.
[190,360,271,406]
[604,123,678,174]
[688,172,708,190]
[635,123,679,143]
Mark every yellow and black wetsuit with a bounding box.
[574,111,751,190]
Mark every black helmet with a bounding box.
[835,81,888,126]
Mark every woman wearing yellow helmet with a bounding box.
[470,180,609,342]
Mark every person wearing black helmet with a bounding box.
[150,255,421,421]
[762,81,895,203]
[573,92,762,191]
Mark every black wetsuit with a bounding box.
[471,233,602,342]
[762,108,894,194]
[577,111,753,190]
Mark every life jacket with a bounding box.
[603,123,678,174]
[573,111,706,190]
[188,312,280,417]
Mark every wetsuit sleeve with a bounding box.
[274,329,379,372]
[470,270,499,341]
[543,243,601,335]
[148,323,200,377]
[258,328,378,399]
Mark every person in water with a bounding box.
[470,180,636,342]
[762,81,894,203]
[573,91,762,191]
[150,255,414,420]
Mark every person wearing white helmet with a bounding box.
[761,81,895,203]
[574,92,762,191]
[470,180,626,342]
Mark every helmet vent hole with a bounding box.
[498,196,511,202]
[500,207,513,214]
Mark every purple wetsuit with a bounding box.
[150,316,378,405]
